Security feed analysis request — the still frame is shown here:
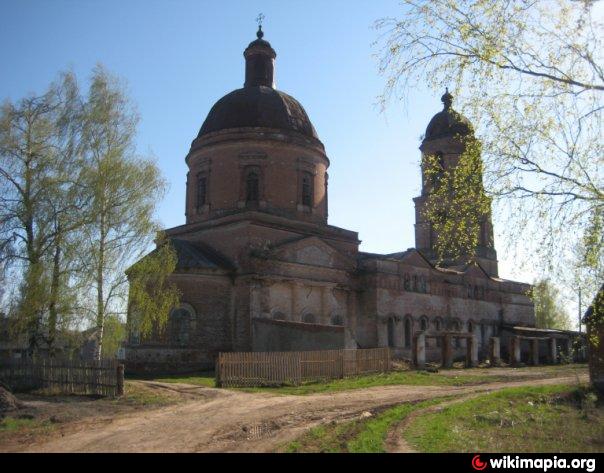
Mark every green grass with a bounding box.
[0,416,55,435]
[137,372,216,388]
[284,397,452,453]
[404,384,604,453]
[240,370,512,396]
[115,381,177,406]
[142,364,588,397]
[153,375,216,388]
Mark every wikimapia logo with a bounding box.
[471,455,597,472]
[472,455,488,471]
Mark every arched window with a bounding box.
[330,314,344,326]
[433,317,443,347]
[430,152,445,186]
[301,172,313,207]
[452,320,461,348]
[272,311,286,321]
[302,313,316,324]
[420,316,428,331]
[245,168,260,203]
[404,316,413,348]
[412,275,418,292]
[169,305,194,347]
[387,317,395,348]
[468,320,474,333]
[403,273,411,291]
[196,174,207,209]
[419,276,427,293]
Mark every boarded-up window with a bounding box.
[197,175,207,209]
[170,307,193,347]
[246,168,260,203]
[404,317,412,348]
[302,172,313,207]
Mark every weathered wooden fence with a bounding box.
[215,348,391,387]
[0,358,124,397]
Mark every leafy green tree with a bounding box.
[0,72,84,355]
[422,135,491,264]
[127,234,181,340]
[530,279,572,330]
[100,314,126,359]
[375,0,602,291]
[0,66,177,359]
[79,66,169,359]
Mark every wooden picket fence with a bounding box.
[0,358,124,397]
[215,347,391,387]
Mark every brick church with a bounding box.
[125,27,538,371]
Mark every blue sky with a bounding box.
[1,0,529,284]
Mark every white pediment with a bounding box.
[271,236,354,269]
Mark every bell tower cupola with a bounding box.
[413,89,499,276]
[244,24,277,88]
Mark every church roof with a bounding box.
[197,86,319,140]
[170,238,235,271]
[424,89,473,142]
[196,26,320,142]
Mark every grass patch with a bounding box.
[241,370,512,396]
[131,371,216,388]
[0,416,55,436]
[137,364,587,397]
[153,374,216,388]
[284,397,452,453]
[115,381,176,406]
[404,384,603,453]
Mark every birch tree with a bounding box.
[80,66,167,359]
[375,0,603,307]
[0,72,84,355]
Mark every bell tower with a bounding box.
[413,90,498,277]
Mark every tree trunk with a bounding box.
[95,215,106,361]
[48,227,62,358]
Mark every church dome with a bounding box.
[424,89,473,141]
[197,85,319,140]
[196,25,319,142]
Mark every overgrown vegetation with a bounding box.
[404,384,603,452]
[422,134,491,265]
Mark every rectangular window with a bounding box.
[197,176,207,209]
[246,170,260,202]
[301,172,313,207]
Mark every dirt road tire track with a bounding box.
[15,373,588,453]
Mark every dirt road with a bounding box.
[15,372,587,453]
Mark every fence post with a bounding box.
[116,364,125,396]
[215,353,222,388]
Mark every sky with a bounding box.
[0,0,580,321]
